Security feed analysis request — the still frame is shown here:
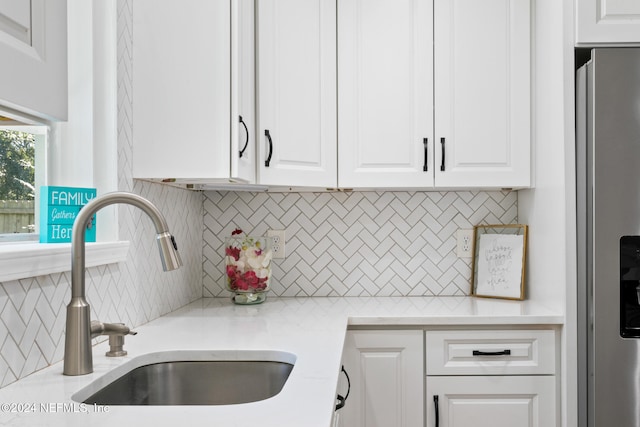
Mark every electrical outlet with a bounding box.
[267,230,286,259]
[456,229,474,258]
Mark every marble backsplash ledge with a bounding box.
[203,191,518,298]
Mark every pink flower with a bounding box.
[225,246,241,261]
[243,270,259,287]
[231,228,243,236]
[226,265,237,278]
[236,277,250,290]
[227,266,271,291]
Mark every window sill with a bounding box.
[0,241,130,282]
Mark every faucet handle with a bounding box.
[91,320,137,338]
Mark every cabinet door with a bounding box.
[434,0,530,188]
[341,330,423,427]
[0,0,67,121]
[338,0,433,188]
[577,0,640,44]
[256,0,337,187]
[132,0,232,180]
[426,376,556,427]
[231,0,256,183]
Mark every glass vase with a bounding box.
[224,235,272,304]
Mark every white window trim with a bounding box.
[0,240,129,282]
[0,0,126,283]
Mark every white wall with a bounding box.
[519,0,569,309]
[49,0,119,241]
[0,0,203,389]
[517,1,576,426]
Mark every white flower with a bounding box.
[245,248,272,270]
[261,250,273,267]
[256,268,269,279]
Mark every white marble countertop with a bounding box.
[0,296,563,427]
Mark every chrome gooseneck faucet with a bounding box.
[63,192,182,376]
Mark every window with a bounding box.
[0,121,47,242]
[0,2,129,282]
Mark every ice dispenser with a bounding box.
[620,236,640,338]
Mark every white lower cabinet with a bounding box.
[425,329,557,427]
[339,330,423,427]
[426,376,556,427]
[340,328,557,427]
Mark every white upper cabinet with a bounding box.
[338,0,434,189]
[577,0,640,44]
[0,0,67,121]
[434,0,531,188]
[256,0,337,188]
[132,0,531,189]
[338,0,531,189]
[232,0,257,183]
[132,0,255,183]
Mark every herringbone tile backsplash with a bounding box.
[203,191,517,298]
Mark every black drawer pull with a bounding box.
[239,116,249,158]
[440,137,445,171]
[423,137,428,172]
[335,365,351,411]
[472,350,512,356]
[264,129,273,167]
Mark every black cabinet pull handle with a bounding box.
[335,365,351,411]
[440,137,446,171]
[423,138,428,172]
[434,395,439,427]
[264,129,273,167]
[239,116,249,158]
[472,349,512,356]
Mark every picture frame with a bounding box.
[471,224,528,300]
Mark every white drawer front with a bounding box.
[426,329,556,375]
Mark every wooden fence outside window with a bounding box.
[0,200,35,233]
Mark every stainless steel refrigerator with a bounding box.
[577,48,640,427]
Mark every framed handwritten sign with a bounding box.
[471,224,528,300]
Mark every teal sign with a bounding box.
[40,186,97,243]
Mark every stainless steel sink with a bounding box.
[73,351,296,406]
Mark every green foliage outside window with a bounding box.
[0,130,35,201]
